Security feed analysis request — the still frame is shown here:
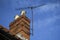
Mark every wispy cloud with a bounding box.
[31,3,60,40]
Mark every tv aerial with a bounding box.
[16,4,45,36]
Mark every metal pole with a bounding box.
[30,7,34,36]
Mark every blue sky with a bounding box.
[0,0,60,40]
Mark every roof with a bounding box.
[0,25,9,32]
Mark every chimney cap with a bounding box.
[14,15,19,20]
[21,10,26,15]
